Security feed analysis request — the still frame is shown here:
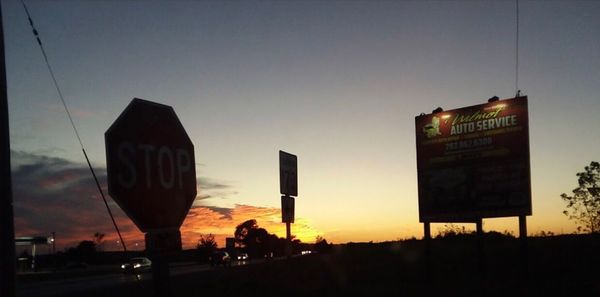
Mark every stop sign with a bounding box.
[105,98,196,232]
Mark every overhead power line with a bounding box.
[20,0,127,252]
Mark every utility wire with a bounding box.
[20,0,127,252]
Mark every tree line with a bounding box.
[196,219,332,261]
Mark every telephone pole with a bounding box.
[0,3,17,297]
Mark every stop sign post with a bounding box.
[106,98,196,296]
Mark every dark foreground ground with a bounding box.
[22,234,600,297]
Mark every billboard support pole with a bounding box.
[518,215,528,277]
[423,222,431,279]
[476,219,485,274]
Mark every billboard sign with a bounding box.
[415,96,531,222]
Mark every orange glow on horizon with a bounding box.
[72,204,324,251]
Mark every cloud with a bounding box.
[180,204,322,249]
[197,177,231,190]
[194,177,238,204]
[10,151,321,251]
[11,151,134,250]
[204,206,233,220]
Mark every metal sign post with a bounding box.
[145,230,181,297]
[279,151,297,258]
[281,195,295,257]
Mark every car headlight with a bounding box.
[121,264,126,269]
[134,263,141,268]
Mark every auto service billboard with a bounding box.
[415,96,531,222]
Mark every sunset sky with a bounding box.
[4,1,600,251]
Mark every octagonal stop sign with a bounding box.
[105,98,196,234]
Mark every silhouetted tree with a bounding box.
[76,240,97,254]
[196,233,218,262]
[234,219,286,257]
[561,161,600,233]
[93,232,105,251]
[435,223,472,238]
[234,219,259,244]
[65,240,97,263]
[314,236,332,253]
[198,233,218,250]
[534,230,555,237]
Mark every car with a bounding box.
[209,251,231,267]
[121,257,152,273]
[236,252,248,261]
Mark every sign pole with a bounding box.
[0,3,17,297]
[286,219,292,259]
[279,151,297,259]
[423,222,431,279]
[150,251,170,297]
[476,219,485,274]
[518,215,528,276]
[281,194,294,259]
[145,230,181,297]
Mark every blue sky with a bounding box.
[4,0,600,247]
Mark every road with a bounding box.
[16,259,257,297]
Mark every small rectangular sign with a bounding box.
[145,229,182,253]
[225,237,235,250]
[415,96,531,222]
[281,195,295,223]
[279,151,298,197]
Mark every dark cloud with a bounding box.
[11,151,132,250]
[197,177,231,190]
[9,151,236,250]
[194,177,237,204]
[196,194,212,200]
[204,206,233,220]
